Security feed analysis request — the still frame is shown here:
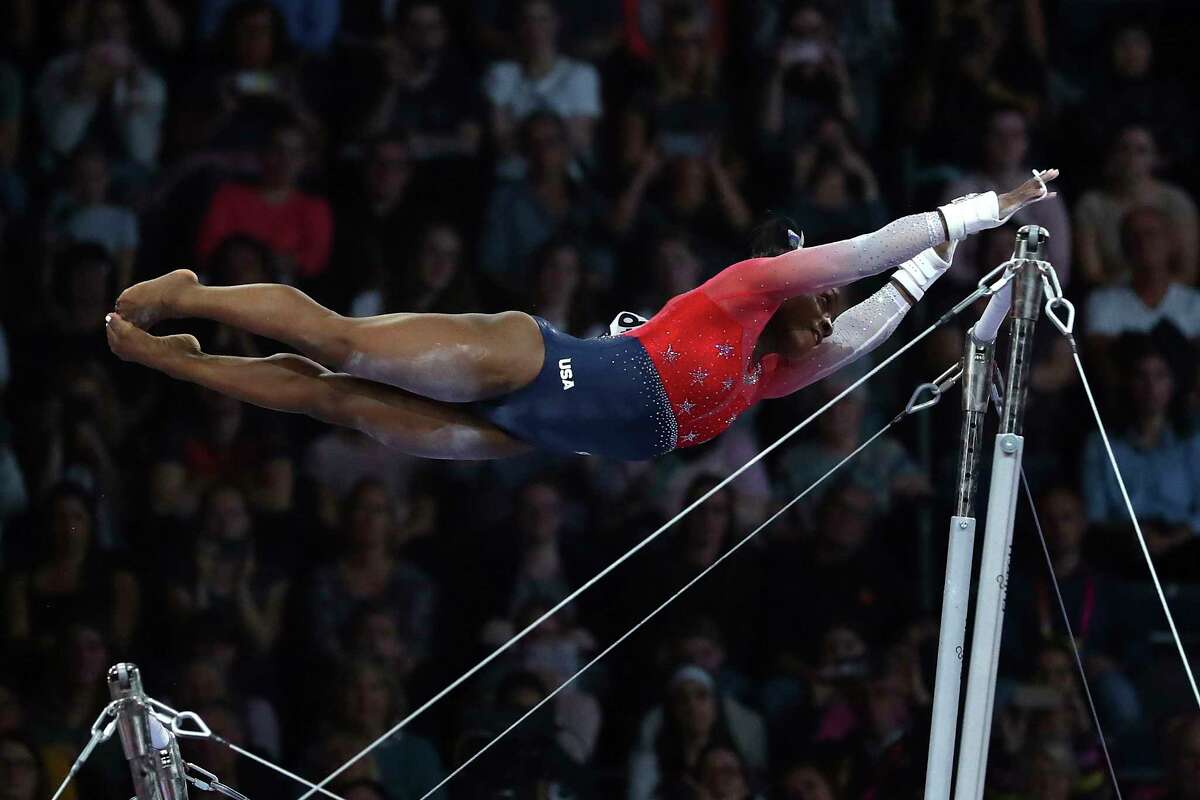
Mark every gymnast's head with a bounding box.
[753,213,838,353]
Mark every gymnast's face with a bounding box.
[774,291,837,355]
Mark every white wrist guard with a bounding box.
[937,191,1008,241]
[892,241,957,302]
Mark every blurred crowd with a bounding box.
[1,0,1200,799]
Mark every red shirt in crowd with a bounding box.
[196,182,333,278]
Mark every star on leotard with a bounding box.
[722,377,735,391]
[681,432,698,443]
[726,414,739,425]
[714,342,735,358]
[745,364,763,385]
[677,399,695,415]
[690,368,708,384]
[663,344,680,363]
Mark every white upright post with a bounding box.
[953,226,1049,800]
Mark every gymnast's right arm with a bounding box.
[704,170,1058,311]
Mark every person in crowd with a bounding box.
[0,735,45,800]
[384,222,479,317]
[358,1,482,163]
[163,483,289,658]
[307,479,437,667]
[777,762,838,800]
[761,619,871,739]
[173,659,282,761]
[1074,124,1198,285]
[34,0,167,177]
[2,483,139,653]
[483,0,600,171]
[628,664,767,800]
[1082,334,1200,576]
[1161,714,1200,800]
[529,237,594,335]
[942,106,1070,285]
[479,110,612,297]
[45,144,139,290]
[177,0,321,156]
[196,117,333,281]
[107,168,1056,462]
[197,0,340,55]
[1085,206,1200,380]
[321,657,446,799]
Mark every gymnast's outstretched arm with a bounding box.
[704,170,1057,313]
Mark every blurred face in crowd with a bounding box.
[203,486,251,541]
[347,484,394,553]
[0,687,22,736]
[1173,718,1200,799]
[698,747,748,799]
[683,487,730,561]
[1042,488,1086,561]
[676,633,724,676]
[0,739,39,800]
[517,0,558,55]
[809,164,850,208]
[73,151,110,204]
[1112,26,1152,79]
[234,8,276,69]
[90,0,131,47]
[865,674,910,737]
[417,225,463,292]
[365,139,412,208]
[537,245,581,307]
[517,481,563,545]
[260,126,307,190]
[1036,646,1075,695]
[1109,126,1156,183]
[816,485,874,556]
[654,236,701,297]
[405,3,449,59]
[1026,748,1073,800]
[984,110,1029,172]
[819,625,867,671]
[353,611,409,669]
[50,491,93,561]
[1123,207,1173,278]
[780,765,835,800]
[668,677,716,739]
[663,18,707,85]
[66,626,108,688]
[342,664,391,732]
[523,115,569,176]
[1130,353,1174,420]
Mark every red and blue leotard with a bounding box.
[474,212,945,460]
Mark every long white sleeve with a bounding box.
[760,282,911,399]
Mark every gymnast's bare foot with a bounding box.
[106,311,201,370]
[115,269,199,329]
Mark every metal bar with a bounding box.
[954,225,1049,800]
[108,664,190,800]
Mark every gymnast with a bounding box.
[105,170,1057,461]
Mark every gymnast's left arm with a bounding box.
[758,243,957,400]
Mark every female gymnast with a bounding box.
[106,170,1057,461]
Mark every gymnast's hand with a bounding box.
[997,168,1058,220]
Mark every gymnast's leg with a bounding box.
[105,312,531,460]
[114,270,545,403]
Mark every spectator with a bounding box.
[1085,207,1200,353]
[174,659,282,760]
[322,658,446,799]
[779,117,887,247]
[628,664,767,800]
[198,0,340,55]
[529,237,594,334]
[43,243,117,363]
[308,479,438,666]
[3,483,139,652]
[759,3,859,149]
[34,0,167,177]
[1162,714,1200,800]
[344,602,418,683]
[761,619,870,738]
[303,425,418,530]
[777,762,838,800]
[693,745,763,800]
[45,144,139,291]
[178,0,321,156]
[941,106,1070,285]
[384,222,479,316]
[196,117,333,281]
[483,0,601,171]
[163,483,289,657]
[0,735,45,800]
[1074,124,1198,286]
[620,6,725,174]
[777,378,928,523]
[360,1,482,162]
[764,482,913,671]
[479,110,611,299]
[183,702,277,797]
[1004,485,1142,736]
[1082,334,1200,575]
